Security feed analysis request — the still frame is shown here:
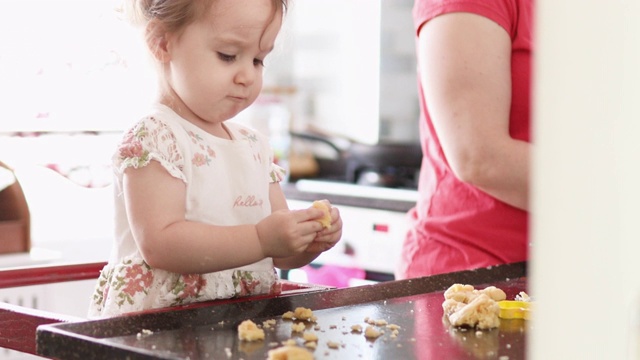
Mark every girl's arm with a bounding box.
[123,161,322,274]
[418,12,530,210]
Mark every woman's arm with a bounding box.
[123,161,322,274]
[418,12,530,210]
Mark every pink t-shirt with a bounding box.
[397,0,533,278]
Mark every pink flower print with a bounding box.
[270,281,282,295]
[121,263,153,297]
[207,146,216,158]
[188,131,198,144]
[119,139,144,159]
[188,131,204,144]
[122,278,144,297]
[238,128,258,142]
[238,278,260,296]
[192,153,209,167]
[125,263,144,278]
[178,274,206,300]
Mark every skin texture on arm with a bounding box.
[418,12,530,210]
[123,161,324,274]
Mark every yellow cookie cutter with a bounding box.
[498,300,532,320]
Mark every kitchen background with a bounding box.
[0,2,418,357]
[3,1,640,359]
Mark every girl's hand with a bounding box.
[255,207,325,258]
[305,205,342,253]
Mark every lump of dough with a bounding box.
[267,345,314,360]
[442,284,505,330]
[238,320,265,341]
[311,200,332,229]
[447,293,501,329]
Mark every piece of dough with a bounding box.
[442,284,505,330]
[267,345,314,360]
[311,200,331,229]
[237,320,265,341]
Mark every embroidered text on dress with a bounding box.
[233,195,264,208]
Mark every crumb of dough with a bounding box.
[267,345,314,360]
[327,341,340,349]
[136,329,153,339]
[351,324,363,333]
[311,200,332,229]
[302,332,318,342]
[364,326,382,339]
[374,319,388,326]
[282,339,297,346]
[282,311,295,320]
[263,319,277,329]
[305,341,317,349]
[286,307,314,321]
[291,322,306,333]
[386,324,401,331]
[238,320,265,341]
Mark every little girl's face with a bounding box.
[161,0,282,128]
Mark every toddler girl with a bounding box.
[89,0,342,318]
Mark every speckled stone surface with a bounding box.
[37,262,527,360]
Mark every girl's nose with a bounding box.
[234,61,258,86]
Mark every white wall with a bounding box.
[530,1,640,359]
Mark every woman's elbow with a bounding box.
[448,152,489,187]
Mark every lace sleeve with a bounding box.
[269,162,287,183]
[113,116,187,182]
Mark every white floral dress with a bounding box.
[88,104,286,318]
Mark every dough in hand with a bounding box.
[311,200,332,229]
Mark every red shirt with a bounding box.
[397,0,533,278]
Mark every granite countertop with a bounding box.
[36,262,528,360]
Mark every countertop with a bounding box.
[282,180,418,212]
[36,262,528,360]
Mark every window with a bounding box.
[0,0,155,133]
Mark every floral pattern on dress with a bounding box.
[270,165,287,183]
[170,274,207,306]
[187,130,216,167]
[89,257,282,318]
[114,117,185,179]
[117,124,150,169]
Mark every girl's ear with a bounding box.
[145,20,171,63]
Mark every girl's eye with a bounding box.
[217,52,235,62]
[254,58,265,67]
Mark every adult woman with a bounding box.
[397,0,533,278]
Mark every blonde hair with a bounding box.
[123,0,288,34]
